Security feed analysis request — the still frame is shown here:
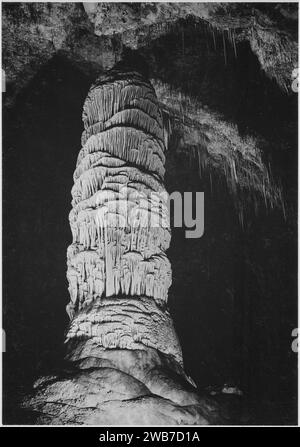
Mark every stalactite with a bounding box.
[153,79,285,221]
[222,30,227,65]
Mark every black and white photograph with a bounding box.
[1,0,299,432]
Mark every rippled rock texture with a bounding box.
[21,67,225,425]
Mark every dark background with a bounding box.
[3,20,298,424]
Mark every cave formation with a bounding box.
[2,2,298,425]
[21,65,225,425]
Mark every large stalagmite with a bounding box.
[22,66,222,425]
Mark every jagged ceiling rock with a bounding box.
[84,2,298,90]
[3,3,297,101]
[2,3,118,103]
[2,2,297,212]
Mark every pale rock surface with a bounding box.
[21,66,224,424]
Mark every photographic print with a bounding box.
[1,1,298,430]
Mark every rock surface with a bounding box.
[23,348,224,425]
[21,66,226,424]
[2,2,296,212]
[3,2,297,101]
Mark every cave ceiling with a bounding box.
[2,2,298,217]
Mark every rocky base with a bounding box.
[21,347,225,425]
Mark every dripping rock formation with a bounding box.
[3,2,297,102]
[3,2,297,426]
[2,2,296,217]
[21,68,223,425]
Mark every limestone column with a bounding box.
[22,66,221,425]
